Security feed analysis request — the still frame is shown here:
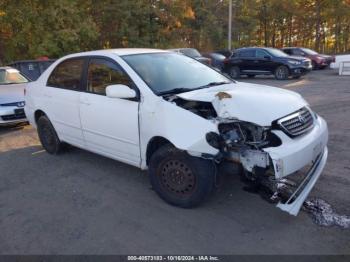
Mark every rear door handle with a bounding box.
[80,98,91,106]
[43,94,52,98]
[80,101,91,106]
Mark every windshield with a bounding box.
[122,53,231,95]
[0,69,28,85]
[301,48,318,55]
[267,48,289,57]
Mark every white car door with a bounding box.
[79,57,140,166]
[44,58,86,147]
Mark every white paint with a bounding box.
[25,48,329,215]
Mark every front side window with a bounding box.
[122,53,231,95]
[0,69,28,85]
[256,49,270,58]
[292,49,305,56]
[47,59,84,90]
[87,58,133,95]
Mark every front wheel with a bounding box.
[274,65,289,80]
[37,115,62,154]
[149,145,215,208]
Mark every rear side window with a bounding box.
[238,50,255,58]
[87,58,133,95]
[283,49,292,55]
[47,59,84,90]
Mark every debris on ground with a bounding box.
[303,198,350,229]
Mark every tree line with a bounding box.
[1,0,350,64]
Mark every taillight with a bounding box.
[223,58,230,64]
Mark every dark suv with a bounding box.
[223,47,312,80]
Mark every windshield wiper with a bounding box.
[158,87,194,96]
[196,81,231,89]
[158,81,231,96]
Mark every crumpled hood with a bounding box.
[0,83,26,104]
[176,82,308,126]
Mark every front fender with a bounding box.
[139,98,218,169]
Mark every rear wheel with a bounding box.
[274,65,289,80]
[37,115,62,154]
[229,66,240,79]
[149,145,215,208]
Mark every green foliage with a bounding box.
[1,0,350,64]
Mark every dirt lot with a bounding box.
[0,69,349,254]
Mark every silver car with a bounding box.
[0,67,28,125]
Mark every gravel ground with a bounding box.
[0,69,349,255]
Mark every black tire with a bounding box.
[247,74,255,78]
[229,66,240,79]
[274,65,289,80]
[37,115,62,154]
[149,145,215,208]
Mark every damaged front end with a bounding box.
[169,89,328,216]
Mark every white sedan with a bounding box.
[25,49,328,215]
[0,67,28,125]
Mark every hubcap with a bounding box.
[277,67,287,79]
[160,160,196,196]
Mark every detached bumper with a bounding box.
[277,147,328,215]
[264,116,328,215]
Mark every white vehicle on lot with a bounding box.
[25,49,328,215]
[0,67,28,125]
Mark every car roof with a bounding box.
[63,48,170,59]
[281,47,300,49]
[168,48,196,51]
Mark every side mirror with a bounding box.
[106,84,136,99]
[264,55,271,60]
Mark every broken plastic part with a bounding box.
[276,147,328,216]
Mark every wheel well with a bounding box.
[34,110,46,123]
[146,137,173,165]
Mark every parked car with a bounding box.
[281,47,335,69]
[0,67,28,125]
[202,52,226,71]
[169,48,211,65]
[25,49,328,215]
[8,59,56,81]
[223,47,312,80]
